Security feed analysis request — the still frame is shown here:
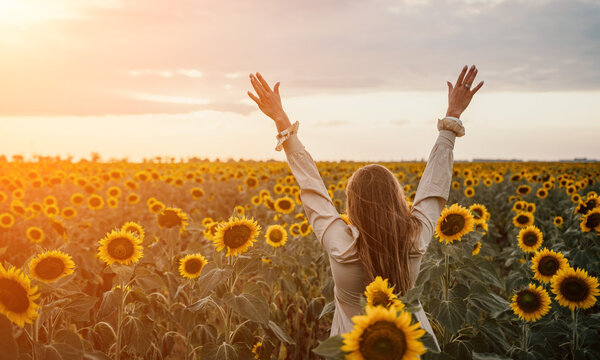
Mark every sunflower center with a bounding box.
[269,229,283,243]
[585,213,600,230]
[224,225,252,249]
[90,198,101,207]
[0,278,30,313]
[522,232,539,246]
[518,187,529,194]
[560,277,590,302]
[359,321,406,360]
[34,257,66,280]
[538,256,559,276]
[516,291,540,313]
[516,215,530,225]
[300,223,309,233]
[472,209,483,219]
[246,178,257,187]
[441,214,466,236]
[371,291,391,307]
[30,229,42,239]
[184,259,203,274]
[107,237,135,260]
[278,200,291,210]
[1,216,11,225]
[158,210,183,228]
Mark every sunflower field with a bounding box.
[0,157,599,360]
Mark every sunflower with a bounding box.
[0,264,40,327]
[43,205,60,217]
[510,283,551,322]
[121,221,145,242]
[97,229,144,266]
[234,205,245,216]
[264,197,275,210]
[251,195,262,206]
[551,267,600,310]
[341,306,426,360]
[202,217,214,227]
[0,213,15,229]
[531,248,569,283]
[525,203,536,213]
[149,201,166,214]
[274,197,295,214]
[252,342,262,359]
[516,185,531,195]
[43,195,57,207]
[203,222,221,241]
[29,250,75,283]
[61,207,77,219]
[571,194,581,204]
[536,188,548,199]
[472,241,482,255]
[517,225,543,253]
[265,225,288,248]
[512,200,526,212]
[213,217,261,257]
[178,253,208,279]
[451,181,460,190]
[244,176,258,189]
[289,223,301,237]
[126,193,141,205]
[464,187,475,198]
[87,194,104,210]
[579,208,600,233]
[70,193,85,206]
[190,187,205,200]
[108,197,118,209]
[553,216,563,227]
[512,211,534,228]
[26,226,45,243]
[106,186,122,198]
[157,207,189,233]
[435,204,475,244]
[299,221,311,236]
[364,276,404,310]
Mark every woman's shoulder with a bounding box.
[324,219,361,264]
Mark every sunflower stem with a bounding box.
[443,252,450,302]
[115,281,126,360]
[522,321,529,353]
[572,308,579,355]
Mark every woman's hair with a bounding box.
[346,164,422,296]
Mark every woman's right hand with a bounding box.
[445,65,484,118]
[247,72,292,132]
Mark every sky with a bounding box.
[0,0,599,162]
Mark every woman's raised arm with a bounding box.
[411,65,484,254]
[247,73,347,255]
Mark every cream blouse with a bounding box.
[280,117,464,350]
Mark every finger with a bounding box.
[256,72,272,93]
[462,65,476,87]
[456,65,468,86]
[247,91,261,105]
[471,81,484,94]
[464,67,478,86]
[250,74,267,98]
[447,81,453,95]
[274,82,280,96]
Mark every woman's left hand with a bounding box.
[247,72,291,131]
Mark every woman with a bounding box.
[247,65,483,349]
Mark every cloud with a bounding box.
[0,0,598,116]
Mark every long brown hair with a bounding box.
[346,164,422,296]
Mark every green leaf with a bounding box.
[196,266,232,297]
[268,320,295,345]
[53,328,84,360]
[62,294,97,322]
[0,314,18,360]
[311,335,345,360]
[473,352,512,360]
[96,289,120,320]
[199,342,239,360]
[319,301,335,319]
[429,297,466,334]
[223,292,269,324]
[91,322,116,352]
